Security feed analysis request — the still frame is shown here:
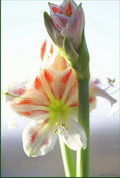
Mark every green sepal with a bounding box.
[43,12,63,48]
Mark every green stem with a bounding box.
[59,136,76,177]
[76,80,90,177]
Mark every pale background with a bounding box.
[1,0,120,177]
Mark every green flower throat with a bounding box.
[48,99,69,121]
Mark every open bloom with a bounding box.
[5,40,116,157]
[47,0,84,49]
[8,64,116,157]
[10,68,87,157]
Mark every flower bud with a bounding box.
[44,0,90,80]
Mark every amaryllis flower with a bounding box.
[4,39,116,157]
[8,64,116,157]
[10,68,87,157]
[44,0,84,50]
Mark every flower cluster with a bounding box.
[5,39,116,157]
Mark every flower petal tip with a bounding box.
[110,97,117,106]
[108,102,119,116]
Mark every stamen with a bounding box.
[54,129,58,133]
[62,123,65,127]
[65,127,68,131]
[56,123,61,126]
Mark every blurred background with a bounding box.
[1,0,120,177]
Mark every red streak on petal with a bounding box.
[18,110,48,116]
[59,10,63,14]
[52,6,59,13]
[44,70,55,96]
[62,69,72,83]
[17,98,33,105]
[30,130,38,144]
[40,40,47,60]
[34,76,42,90]
[44,70,53,83]
[30,119,49,144]
[49,44,53,54]
[69,102,78,107]
[17,98,48,107]
[65,81,77,102]
[40,138,49,147]
[68,3,72,15]
[89,97,94,103]
[19,111,31,116]
[14,88,25,95]
[58,69,72,99]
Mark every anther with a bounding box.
[56,123,61,126]
[65,127,68,131]
[54,129,58,133]
[62,123,65,127]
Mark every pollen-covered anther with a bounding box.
[62,123,65,127]
[56,123,61,126]
[61,123,68,131]
[56,123,68,133]
[65,127,68,131]
[54,129,58,133]
[60,131,62,135]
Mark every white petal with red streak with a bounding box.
[5,81,28,102]
[52,67,71,99]
[39,39,58,68]
[51,13,69,29]
[59,0,68,14]
[22,120,57,157]
[11,91,50,120]
[54,68,73,99]
[61,5,85,49]
[60,68,77,102]
[61,119,87,150]
[68,0,78,12]
[39,69,56,101]
[48,2,59,13]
